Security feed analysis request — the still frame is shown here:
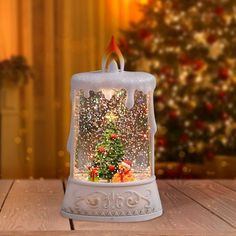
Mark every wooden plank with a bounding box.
[168,180,236,228]
[72,180,235,234]
[216,180,236,192]
[0,230,236,236]
[0,180,13,210]
[0,179,70,231]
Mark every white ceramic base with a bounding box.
[61,176,163,222]
[61,208,163,222]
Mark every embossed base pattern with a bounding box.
[61,176,163,222]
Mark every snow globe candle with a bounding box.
[61,37,163,222]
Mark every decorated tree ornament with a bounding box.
[169,110,178,119]
[179,133,189,143]
[218,67,229,80]
[179,54,192,66]
[108,165,115,171]
[138,28,152,40]
[221,112,229,121]
[62,37,163,222]
[214,6,224,17]
[195,119,205,130]
[207,34,217,44]
[110,133,118,139]
[192,59,205,71]
[205,102,214,112]
[98,146,106,154]
[217,91,226,100]
[159,65,172,76]
[157,136,167,147]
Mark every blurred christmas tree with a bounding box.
[120,0,236,173]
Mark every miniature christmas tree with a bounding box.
[89,116,125,182]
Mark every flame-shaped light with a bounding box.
[102,36,125,72]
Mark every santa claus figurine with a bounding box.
[112,160,135,183]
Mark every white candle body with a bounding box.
[62,38,163,221]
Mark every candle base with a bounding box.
[61,176,163,222]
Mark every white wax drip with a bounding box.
[84,89,90,98]
[126,89,135,109]
[102,88,114,100]
[71,71,156,107]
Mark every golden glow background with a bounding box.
[0,0,142,178]
[1,0,235,179]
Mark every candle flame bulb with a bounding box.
[102,36,125,72]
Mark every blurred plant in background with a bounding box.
[120,0,236,178]
[0,56,33,87]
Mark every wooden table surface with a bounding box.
[0,179,236,236]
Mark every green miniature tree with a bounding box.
[89,120,124,182]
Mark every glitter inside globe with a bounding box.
[72,89,152,182]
